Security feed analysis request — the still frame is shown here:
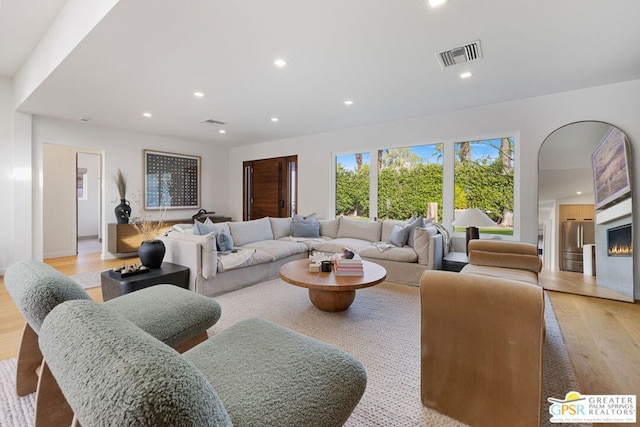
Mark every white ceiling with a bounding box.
[3,0,640,147]
[0,0,67,76]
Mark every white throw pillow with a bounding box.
[414,226,438,265]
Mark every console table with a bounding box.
[108,216,231,254]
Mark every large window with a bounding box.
[335,153,370,218]
[333,136,516,237]
[453,138,514,235]
[377,145,443,221]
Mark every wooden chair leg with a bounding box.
[34,360,74,427]
[16,323,42,396]
[173,330,208,353]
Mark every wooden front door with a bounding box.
[243,156,297,220]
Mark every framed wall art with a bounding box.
[144,150,201,209]
[592,127,632,210]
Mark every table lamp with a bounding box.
[451,208,497,253]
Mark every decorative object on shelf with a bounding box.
[192,208,214,220]
[451,208,497,253]
[137,240,166,269]
[109,263,150,278]
[342,247,355,259]
[144,150,201,210]
[113,169,131,224]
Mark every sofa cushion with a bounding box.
[218,249,273,272]
[359,246,418,262]
[229,218,273,246]
[278,236,327,250]
[269,217,292,240]
[292,213,320,238]
[319,219,340,239]
[242,240,308,261]
[414,226,438,265]
[469,249,542,273]
[460,264,539,286]
[312,238,373,254]
[337,217,382,242]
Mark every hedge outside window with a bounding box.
[453,138,514,236]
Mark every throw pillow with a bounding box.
[406,215,424,248]
[292,213,320,238]
[389,224,410,247]
[216,231,234,252]
[193,219,217,236]
[414,226,438,265]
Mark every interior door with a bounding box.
[243,156,297,220]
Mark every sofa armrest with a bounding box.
[420,270,544,426]
[467,240,542,273]
[160,232,218,292]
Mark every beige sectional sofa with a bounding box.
[161,216,444,297]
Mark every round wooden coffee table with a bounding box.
[279,259,387,312]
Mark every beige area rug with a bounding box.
[69,270,103,289]
[0,279,588,427]
[211,279,589,427]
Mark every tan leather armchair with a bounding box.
[420,270,544,427]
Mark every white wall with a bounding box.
[32,117,230,260]
[229,79,640,299]
[0,77,14,274]
[43,143,77,258]
[77,152,102,238]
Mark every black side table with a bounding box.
[101,262,190,301]
[443,252,469,272]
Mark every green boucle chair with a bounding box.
[4,260,222,427]
[40,300,368,427]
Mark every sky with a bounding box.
[336,138,511,171]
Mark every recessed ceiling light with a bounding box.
[218,129,226,134]
[274,58,288,68]
[344,99,354,105]
[576,191,582,195]
[428,0,448,7]
[271,117,279,122]
[460,71,473,79]
[143,112,152,118]
[193,91,204,98]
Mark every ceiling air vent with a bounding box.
[436,40,483,68]
[201,119,226,126]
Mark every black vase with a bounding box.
[138,240,166,269]
[115,199,131,224]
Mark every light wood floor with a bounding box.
[1,255,639,426]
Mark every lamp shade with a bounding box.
[451,208,497,227]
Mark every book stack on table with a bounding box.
[334,255,364,276]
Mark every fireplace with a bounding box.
[607,224,632,257]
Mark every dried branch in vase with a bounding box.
[126,195,167,242]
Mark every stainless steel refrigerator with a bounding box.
[561,221,595,272]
